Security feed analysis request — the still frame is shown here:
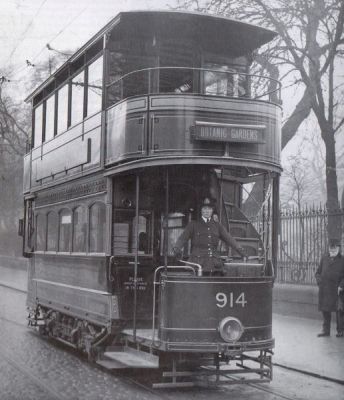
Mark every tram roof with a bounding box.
[26,10,277,103]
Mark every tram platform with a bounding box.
[0,263,343,383]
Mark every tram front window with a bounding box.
[203,63,247,97]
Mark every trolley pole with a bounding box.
[164,168,169,272]
[133,174,140,341]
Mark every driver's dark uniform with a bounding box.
[174,218,244,273]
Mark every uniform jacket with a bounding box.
[315,253,344,312]
[174,218,244,272]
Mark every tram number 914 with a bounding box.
[216,292,247,308]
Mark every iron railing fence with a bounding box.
[277,205,344,285]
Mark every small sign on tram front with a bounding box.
[193,121,266,144]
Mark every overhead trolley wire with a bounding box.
[7,5,88,81]
[5,0,49,67]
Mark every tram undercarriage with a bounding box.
[28,305,273,388]
[28,263,274,388]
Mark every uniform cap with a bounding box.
[201,197,215,208]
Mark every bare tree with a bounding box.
[0,85,31,255]
[0,86,30,157]
[0,50,73,256]
[281,149,324,208]
[176,0,344,239]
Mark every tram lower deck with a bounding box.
[26,163,277,387]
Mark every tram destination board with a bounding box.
[193,122,266,144]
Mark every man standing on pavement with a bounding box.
[173,197,246,276]
[315,238,344,337]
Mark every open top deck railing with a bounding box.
[106,66,282,106]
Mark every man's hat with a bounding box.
[201,197,215,208]
[329,238,341,247]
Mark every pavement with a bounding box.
[0,264,343,383]
[273,313,344,383]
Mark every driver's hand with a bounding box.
[172,247,182,259]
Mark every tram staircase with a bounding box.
[226,203,261,259]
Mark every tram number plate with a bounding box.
[216,292,247,308]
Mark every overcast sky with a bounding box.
[1,0,173,88]
[1,0,341,170]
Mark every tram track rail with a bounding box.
[112,366,311,400]
[0,280,27,294]
[0,344,69,400]
[1,280,343,399]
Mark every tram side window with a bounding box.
[203,63,247,97]
[113,210,152,255]
[47,211,58,251]
[45,94,55,142]
[87,56,103,116]
[71,70,85,126]
[36,214,46,251]
[160,213,185,256]
[89,202,106,253]
[33,104,43,147]
[159,40,195,94]
[59,209,72,252]
[73,206,88,252]
[57,84,68,135]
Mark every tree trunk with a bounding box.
[281,89,313,148]
[322,126,340,240]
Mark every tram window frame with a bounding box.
[160,212,187,257]
[58,208,72,253]
[70,69,85,127]
[72,205,88,253]
[113,209,153,257]
[86,55,103,117]
[46,211,58,252]
[33,104,43,148]
[202,54,249,98]
[56,83,69,135]
[35,213,46,252]
[44,92,56,142]
[89,201,107,254]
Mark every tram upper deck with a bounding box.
[23,10,281,194]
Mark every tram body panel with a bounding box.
[114,265,154,321]
[159,276,272,345]
[105,95,281,168]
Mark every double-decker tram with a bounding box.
[21,11,281,387]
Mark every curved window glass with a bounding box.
[57,84,68,135]
[89,202,106,253]
[45,94,55,142]
[47,211,58,251]
[87,56,103,116]
[36,214,46,251]
[73,206,87,252]
[71,70,85,126]
[59,209,72,252]
[34,104,43,147]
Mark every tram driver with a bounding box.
[173,197,246,276]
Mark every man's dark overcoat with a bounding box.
[174,219,243,272]
[315,253,344,312]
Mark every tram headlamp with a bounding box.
[219,317,244,342]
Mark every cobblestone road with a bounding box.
[0,283,343,400]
